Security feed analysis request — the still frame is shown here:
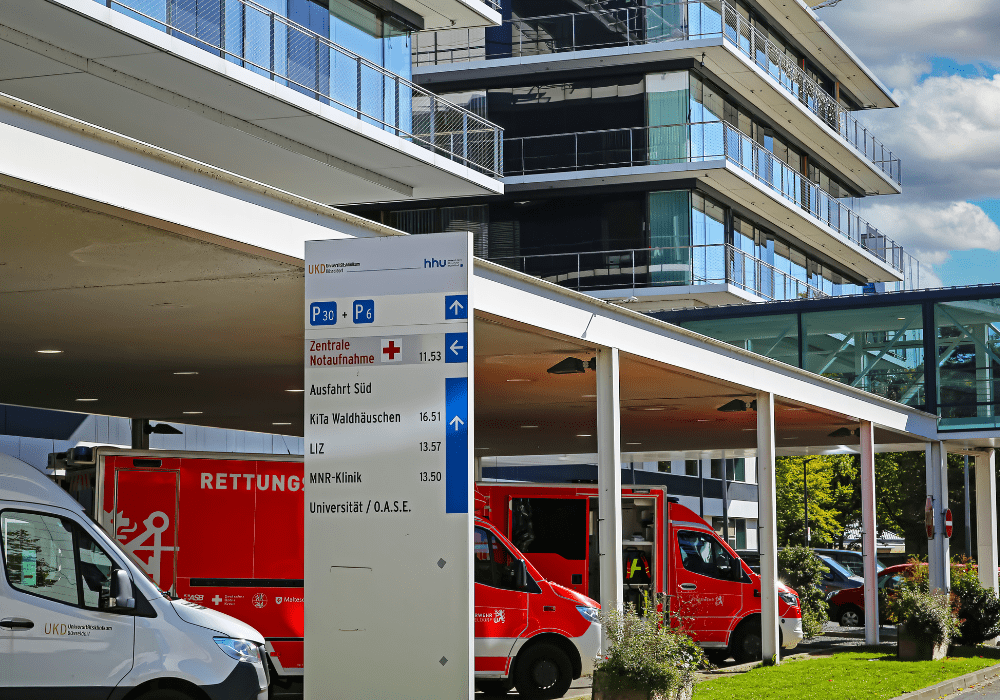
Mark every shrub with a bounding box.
[594,593,705,696]
[778,546,828,638]
[951,559,1000,645]
[886,559,960,646]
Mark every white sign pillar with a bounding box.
[858,421,879,645]
[756,391,780,663]
[303,232,474,700]
[596,346,623,654]
[926,442,950,593]
[976,449,998,594]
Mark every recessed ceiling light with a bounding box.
[643,407,666,411]
[521,425,539,429]
[75,398,98,402]
[897,317,906,320]
[742,428,756,431]
[696,419,711,422]
[182,411,203,415]
[286,389,305,393]
[626,442,642,445]
[576,434,592,437]
[273,422,292,425]
[173,371,199,375]
[476,447,491,450]
[506,379,532,382]
[37,349,63,354]
[582,394,597,398]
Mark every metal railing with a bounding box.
[504,120,909,272]
[99,0,503,177]
[489,244,827,301]
[412,0,898,184]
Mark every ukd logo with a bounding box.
[253,593,268,609]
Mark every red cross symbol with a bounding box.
[382,339,401,361]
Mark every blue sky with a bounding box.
[820,2,1000,289]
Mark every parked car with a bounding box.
[813,548,886,577]
[817,555,864,597]
[828,564,909,627]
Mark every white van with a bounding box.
[0,453,269,700]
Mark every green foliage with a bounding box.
[775,457,844,547]
[884,560,960,645]
[950,559,1000,645]
[692,651,1000,700]
[594,593,705,695]
[777,546,829,638]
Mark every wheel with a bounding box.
[731,625,763,664]
[475,679,511,695]
[513,642,573,700]
[135,690,195,700]
[839,605,864,628]
[704,649,730,666]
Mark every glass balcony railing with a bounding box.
[413,0,899,185]
[504,121,910,274]
[96,0,503,177]
[489,244,826,301]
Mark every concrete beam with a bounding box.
[757,391,780,663]
[859,420,879,644]
[976,449,998,594]
[927,442,951,592]
[597,346,623,653]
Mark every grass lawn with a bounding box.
[694,648,1000,700]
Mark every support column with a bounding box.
[926,442,951,592]
[131,419,149,450]
[597,347,623,654]
[756,392,780,663]
[859,421,879,645]
[975,449,998,594]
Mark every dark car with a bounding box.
[812,548,885,577]
[817,555,864,597]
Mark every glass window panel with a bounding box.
[76,527,115,609]
[685,459,699,476]
[679,313,799,366]
[936,298,1000,430]
[649,190,692,285]
[2,511,80,606]
[676,530,740,581]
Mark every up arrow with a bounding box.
[449,299,464,314]
[449,415,465,431]
[449,339,464,355]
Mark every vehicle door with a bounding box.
[474,526,529,674]
[0,506,136,691]
[114,467,179,594]
[509,496,589,596]
[672,529,746,644]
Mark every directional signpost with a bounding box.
[303,232,473,699]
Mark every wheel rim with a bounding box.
[531,658,559,689]
[842,610,860,626]
[743,633,762,660]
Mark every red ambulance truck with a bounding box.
[53,447,600,698]
[476,483,803,664]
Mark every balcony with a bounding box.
[504,121,911,278]
[0,0,503,205]
[489,244,827,305]
[412,0,900,188]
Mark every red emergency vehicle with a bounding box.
[476,483,803,663]
[53,448,600,698]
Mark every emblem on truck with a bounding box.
[253,593,268,609]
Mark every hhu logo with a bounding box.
[424,258,446,268]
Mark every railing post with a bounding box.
[356,55,363,119]
[462,113,469,166]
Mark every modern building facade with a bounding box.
[351,0,920,313]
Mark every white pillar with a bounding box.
[756,391,780,663]
[926,442,951,592]
[975,449,998,594]
[596,347,623,654]
[859,421,879,645]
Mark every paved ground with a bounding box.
[476,622,888,698]
[953,677,1000,699]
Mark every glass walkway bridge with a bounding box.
[654,285,1000,432]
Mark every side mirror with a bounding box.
[105,570,136,611]
[514,559,528,590]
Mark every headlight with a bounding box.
[778,590,799,608]
[214,637,263,665]
[576,606,600,624]
[825,590,837,601]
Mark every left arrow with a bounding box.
[449,415,465,431]
[449,339,464,355]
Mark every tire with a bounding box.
[731,625,763,664]
[513,642,573,700]
[704,649,730,666]
[135,690,195,700]
[839,605,864,628]
[475,679,511,695]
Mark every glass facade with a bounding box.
[662,288,1000,430]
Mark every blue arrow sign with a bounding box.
[445,377,468,514]
[445,333,468,364]
[445,294,468,320]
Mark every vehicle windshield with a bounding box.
[820,556,856,579]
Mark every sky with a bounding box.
[817,0,1000,288]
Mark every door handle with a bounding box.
[679,583,697,591]
[1,617,34,630]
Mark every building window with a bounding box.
[685,459,699,476]
[712,517,747,550]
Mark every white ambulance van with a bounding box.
[0,453,269,700]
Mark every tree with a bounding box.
[775,456,842,547]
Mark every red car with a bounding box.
[827,564,909,627]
